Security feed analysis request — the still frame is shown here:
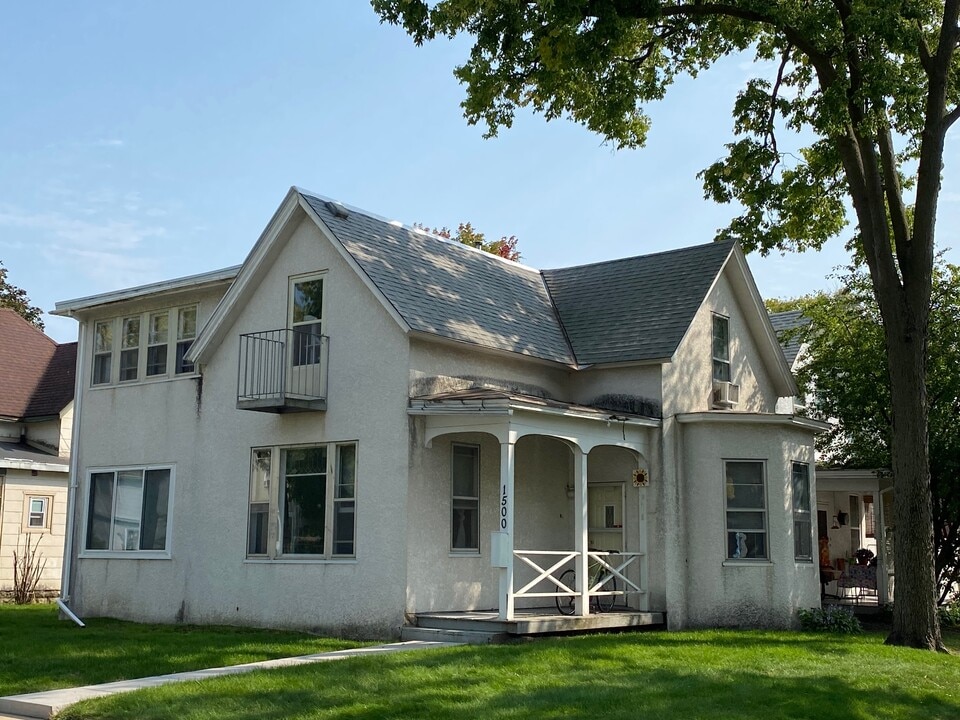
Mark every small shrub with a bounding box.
[12,534,47,604]
[938,601,960,628]
[798,605,862,633]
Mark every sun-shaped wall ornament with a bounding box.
[632,468,649,487]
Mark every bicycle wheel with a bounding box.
[556,569,577,615]
[595,573,618,613]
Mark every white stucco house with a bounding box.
[0,309,76,599]
[54,188,828,637]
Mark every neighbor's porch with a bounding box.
[407,389,664,627]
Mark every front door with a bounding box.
[587,483,624,552]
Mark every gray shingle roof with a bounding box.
[302,193,575,364]
[542,240,736,365]
[768,309,809,367]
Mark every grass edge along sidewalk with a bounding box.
[0,604,373,696]
[49,630,960,720]
[0,641,458,720]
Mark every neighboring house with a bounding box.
[53,187,828,636]
[0,308,76,598]
[769,309,893,604]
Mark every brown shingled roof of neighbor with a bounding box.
[0,308,76,420]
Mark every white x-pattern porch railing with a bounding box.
[512,550,645,606]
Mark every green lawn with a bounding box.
[55,629,960,720]
[0,603,364,697]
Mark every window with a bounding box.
[176,306,197,374]
[792,462,812,561]
[451,444,480,553]
[712,314,731,382]
[84,466,172,553]
[93,320,113,385]
[147,312,168,376]
[864,494,876,538]
[119,316,141,381]
[290,275,324,366]
[91,305,198,386]
[25,496,51,530]
[247,442,356,559]
[724,460,767,560]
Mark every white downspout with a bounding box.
[59,318,85,609]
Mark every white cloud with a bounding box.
[94,139,125,148]
[0,206,166,287]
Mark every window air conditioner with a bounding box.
[712,381,740,408]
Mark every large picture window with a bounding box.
[724,460,767,560]
[247,442,356,559]
[84,466,172,554]
[792,462,813,561]
[451,444,480,553]
[90,305,198,386]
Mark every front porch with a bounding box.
[402,608,667,643]
[408,388,662,624]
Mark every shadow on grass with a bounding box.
[57,633,960,720]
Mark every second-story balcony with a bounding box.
[237,329,329,413]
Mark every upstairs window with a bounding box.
[290,275,324,366]
[90,305,198,386]
[93,321,113,385]
[712,314,731,382]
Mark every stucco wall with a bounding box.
[409,337,569,400]
[567,364,663,414]
[0,472,68,592]
[663,269,779,417]
[70,216,411,637]
[675,419,819,628]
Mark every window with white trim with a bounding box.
[792,462,813,561]
[91,305,198,386]
[25,496,51,531]
[712,314,731,382]
[289,275,324,367]
[451,444,480,553]
[724,460,767,560]
[84,466,172,553]
[247,442,356,559]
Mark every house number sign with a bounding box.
[500,484,509,530]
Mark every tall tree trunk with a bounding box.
[883,296,945,650]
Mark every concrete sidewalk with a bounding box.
[0,640,459,719]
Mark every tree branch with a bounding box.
[877,124,912,263]
[597,1,839,85]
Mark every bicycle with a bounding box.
[555,551,620,615]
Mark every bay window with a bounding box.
[792,462,813,561]
[724,460,767,560]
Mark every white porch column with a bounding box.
[574,445,590,616]
[498,440,516,621]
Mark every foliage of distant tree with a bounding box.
[375,0,960,650]
[787,263,960,605]
[0,261,44,330]
[416,222,521,261]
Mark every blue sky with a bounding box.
[2,2,957,344]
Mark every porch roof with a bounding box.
[408,388,661,427]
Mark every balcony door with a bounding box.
[288,274,325,398]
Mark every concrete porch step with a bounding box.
[399,625,508,644]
